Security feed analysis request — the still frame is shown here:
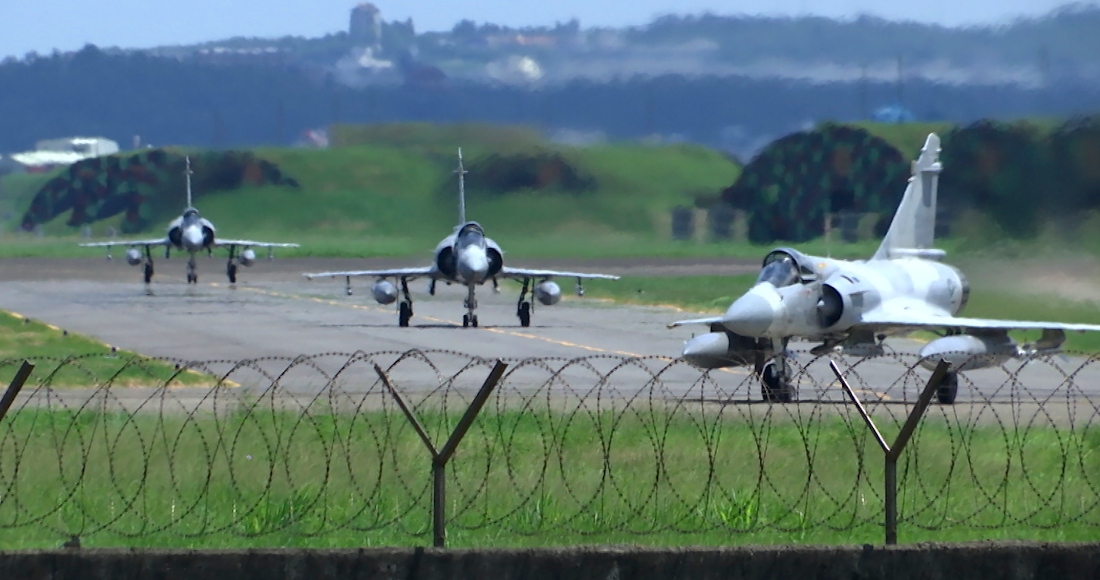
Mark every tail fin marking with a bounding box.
[872,133,942,260]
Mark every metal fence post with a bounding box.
[0,361,35,424]
[829,358,949,545]
[374,359,508,548]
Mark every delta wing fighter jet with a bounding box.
[81,157,299,284]
[669,133,1100,404]
[303,149,619,328]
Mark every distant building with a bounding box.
[9,136,119,172]
[350,3,383,50]
[192,46,290,66]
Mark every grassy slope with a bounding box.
[1,125,742,258]
[0,310,214,387]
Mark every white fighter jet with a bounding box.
[80,157,299,284]
[670,133,1100,404]
[303,149,619,328]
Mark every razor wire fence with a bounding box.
[0,348,1098,548]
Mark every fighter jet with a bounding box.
[81,156,299,285]
[303,148,619,328]
[669,133,1100,404]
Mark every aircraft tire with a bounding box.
[518,302,531,327]
[937,371,959,405]
[462,314,470,328]
[399,303,411,327]
[227,263,238,284]
[472,315,479,328]
[143,263,154,284]
[761,362,794,403]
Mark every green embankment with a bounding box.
[0,124,742,259]
[0,310,214,387]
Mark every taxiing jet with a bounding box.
[669,133,1100,404]
[81,157,299,285]
[303,149,619,328]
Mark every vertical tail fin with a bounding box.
[872,133,943,260]
[184,155,194,208]
[454,147,468,225]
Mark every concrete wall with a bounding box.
[2,542,1099,580]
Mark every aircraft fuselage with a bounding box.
[432,221,504,286]
[725,252,970,341]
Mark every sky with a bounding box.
[0,0,1087,59]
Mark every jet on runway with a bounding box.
[303,149,619,328]
[669,133,1100,404]
[81,157,299,284]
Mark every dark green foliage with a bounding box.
[940,115,1100,238]
[465,151,597,196]
[1049,115,1100,214]
[720,124,909,243]
[939,120,1049,237]
[20,150,297,234]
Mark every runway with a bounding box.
[1,257,1098,417]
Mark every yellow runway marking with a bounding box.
[215,283,679,360]
[210,285,767,383]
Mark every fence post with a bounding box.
[0,361,35,424]
[829,358,949,545]
[374,359,508,548]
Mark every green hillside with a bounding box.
[2,124,742,258]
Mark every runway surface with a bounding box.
[1,257,1098,419]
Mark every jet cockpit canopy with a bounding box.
[757,248,817,288]
[456,221,487,247]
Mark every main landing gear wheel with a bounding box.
[227,263,238,284]
[462,314,479,328]
[143,263,154,284]
[187,273,198,284]
[518,301,531,327]
[937,371,959,405]
[399,302,412,327]
[761,361,794,403]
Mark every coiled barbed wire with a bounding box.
[0,349,1097,544]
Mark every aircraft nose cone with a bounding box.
[721,293,775,337]
[184,226,205,248]
[457,247,489,283]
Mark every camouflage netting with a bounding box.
[719,123,910,243]
[1049,115,1100,215]
[20,150,298,234]
[464,151,596,196]
[938,120,1049,238]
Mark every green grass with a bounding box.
[0,406,1094,549]
[2,125,742,256]
[847,121,957,159]
[0,310,215,388]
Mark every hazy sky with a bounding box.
[0,0,1086,59]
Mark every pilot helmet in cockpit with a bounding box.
[756,252,800,288]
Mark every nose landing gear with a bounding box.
[397,277,414,327]
[758,339,795,403]
[462,284,479,328]
[516,277,532,328]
